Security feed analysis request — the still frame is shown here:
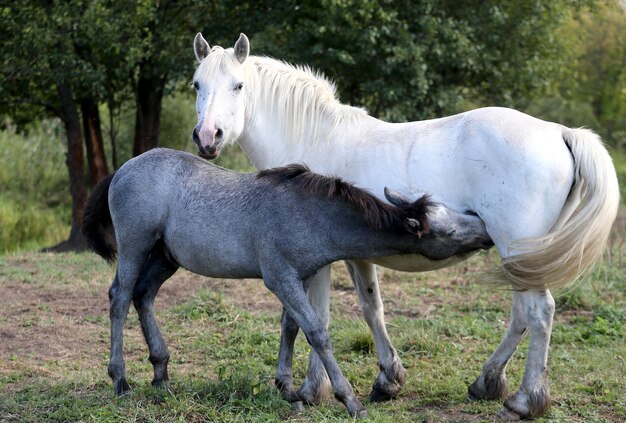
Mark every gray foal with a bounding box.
[82,148,492,417]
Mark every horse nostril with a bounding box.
[215,128,223,141]
[192,128,200,144]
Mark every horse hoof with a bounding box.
[290,401,305,412]
[369,376,402,402]
[114,378,131,396]
[368,361,404,402]
[468,371,508,401]
[369,386,393,402]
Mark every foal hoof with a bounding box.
[350,407,368,419]
[114,378,131,396]
[151,378,169,389]
[290,400,305,413]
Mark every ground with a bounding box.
[0,218,625,422]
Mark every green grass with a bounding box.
[0,121,71,253]
[0,248,624,422]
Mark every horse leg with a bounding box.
[345,259,405,402]
[296,265,332,404]
[264,272,366,418]
[108,272,131,394]
[468,291,527,401]
[497,290,554,420]
[132,241,179,388]
[274,308,305,411]
[108,250,150,395]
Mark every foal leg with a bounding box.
[296,265,333,404]
[468,290,527,401]
[345,259,406,401]
[108,250,151,395]
[274,308,305,411]
[132,241,179,388]
[497,290,554,420]
[264,272,366,418]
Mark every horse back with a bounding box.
[109,149,265,278]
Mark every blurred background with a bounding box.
[1,0,625,253]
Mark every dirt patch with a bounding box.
[0,260,460,373]
[0,270,213,371]
[413,406,490,423]
[0,254,336,373]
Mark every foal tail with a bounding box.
[82,173,117,263]
[501,127,620,290]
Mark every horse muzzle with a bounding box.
[198,146,220,160]
[193,127,222,160]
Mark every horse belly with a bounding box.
[164,230,262,279]
[370,253,474,272]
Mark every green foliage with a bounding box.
[0,195,66,253]
[252,0,592,121]
[612,152,626,201]
[527,2,626,150]
[1,0,624,251]
[0,121,70,252]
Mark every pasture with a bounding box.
[0,212,624,422]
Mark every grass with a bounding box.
[0,121,71,252]
[0,241,624,422]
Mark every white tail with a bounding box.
[501,127,620,290]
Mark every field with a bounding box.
[0,213,624,422]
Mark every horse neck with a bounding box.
[239,57,372,170]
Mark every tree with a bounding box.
[0,3,91,250]
[116,1,215,155]
[0,0,608,252]
[526,1,626,151]
[252,0,594,121]
[571,2,626,149]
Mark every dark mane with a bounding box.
[257,164,433,234]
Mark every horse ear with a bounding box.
[194,33,210,62]
[234,33,249,64]
[403,218,424,237]
[384,187,410,207]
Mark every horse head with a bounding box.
[191,33,249,159]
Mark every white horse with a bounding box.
[190,33,619,420]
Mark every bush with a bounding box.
[0,120,70,253]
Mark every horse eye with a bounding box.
[193,81,199,91]
[234,82,244,91]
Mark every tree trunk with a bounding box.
[44,80,88,252]
[81,98,109,185]
[133,72,165,156]
[106,96,119,170]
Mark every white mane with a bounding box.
[243,56,368,144]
